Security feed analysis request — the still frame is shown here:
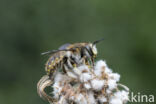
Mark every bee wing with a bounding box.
[41,43,72,55]
[58,43,71,50]
[41,49,72,55]
[41,50,58,55]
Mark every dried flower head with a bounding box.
[48,60,129,104]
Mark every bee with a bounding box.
[42,38,104,77]
[37,38,104,102]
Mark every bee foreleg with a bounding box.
[91,57,95,67]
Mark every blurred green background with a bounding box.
[0,0,156,104]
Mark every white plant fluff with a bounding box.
[50,60,129,104]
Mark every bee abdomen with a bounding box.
[45,55,64,76]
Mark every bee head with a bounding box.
[83,38,104,58]
[82,43,97,59]
[88,43,97,58]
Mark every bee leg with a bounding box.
[62,66,67,73]
[64,59,74,70]
[60,61,66,73]
[70,57,78,68]
[91,57,95,67]
[63,57,73,70]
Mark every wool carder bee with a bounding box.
[37,38,104,103]
[42,38,103,77]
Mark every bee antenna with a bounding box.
[93,38,104,45]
